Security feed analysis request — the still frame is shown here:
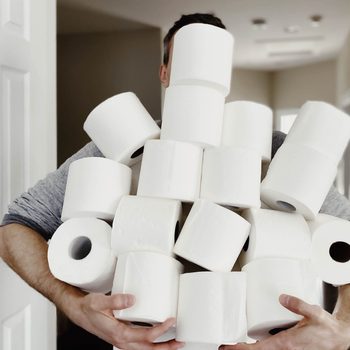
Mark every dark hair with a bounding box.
[163,13,226,65]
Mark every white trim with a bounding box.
[46,0,57,172]
[340,89,350,111]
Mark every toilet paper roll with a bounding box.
[173,199,250,272]
[243,258,322,340]
[239,209,311,267]
[112,252,183,324]
[261,143,338,220]
[200,147,261,208]
[161,85,225,147]
[222,101,273,162]
[285,101,350,164]
[176,272,247,344]
[48,218,116,293]
[111,195,182,257]
[61,157,131,221]
[310,214,350,286]
[137,140,203,202]
[83,92,160,166]
[170,23,234,96]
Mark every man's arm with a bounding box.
[0,138,183,349]
[0,223,81,318]
[0,223,183,349]
[1,142,104,239]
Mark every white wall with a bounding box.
[228,69,272,106]
[226,59,339,111]
[272,59,337,110]
[336,32,350,198]
[57,28,161,165]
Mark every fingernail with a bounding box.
[125,294,135,306]
[177,342,185,348]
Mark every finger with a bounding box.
[125,339,184,350]
[147,318,178,341]
[122,318,176,343]
[153,339,185,350]
[220,330,291,350]
[279,294,322,320]
[91,293,135,312]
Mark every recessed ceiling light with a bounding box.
[284,25,300,34]
[310,14,323,27]
[252,18,267,30]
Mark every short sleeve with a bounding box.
[1,142,103,240]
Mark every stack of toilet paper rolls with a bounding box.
[261,101,350,220]
[111,195,184,327]
[239,100,350,339]
[144,23,251,348]
[48,92,161,294]
[256,101,350,341]
[238,209,323,340]
[46,22,350,348]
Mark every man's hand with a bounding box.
[0,225,184,350]
[220,294,350,350]
[71,292,184,350]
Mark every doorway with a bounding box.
[57,2,162,166]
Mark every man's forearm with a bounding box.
[0,223,84,321]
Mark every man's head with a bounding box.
[159,13,226,87]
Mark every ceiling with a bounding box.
[57,0,350,70]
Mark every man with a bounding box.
[1,12,350,350]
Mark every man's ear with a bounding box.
[159,64,169,87]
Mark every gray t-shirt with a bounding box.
[2,131,350,240]
[1,142,103,240]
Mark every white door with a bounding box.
[0,0,57,348]
[0,260,57,350]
